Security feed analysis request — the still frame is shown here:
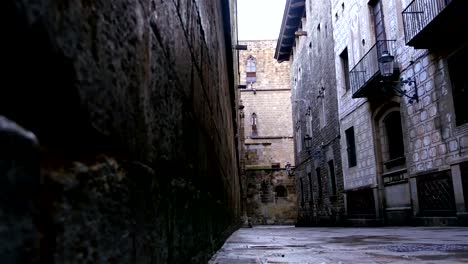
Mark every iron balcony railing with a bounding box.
[402,0,453,44]
[349,40,396,97]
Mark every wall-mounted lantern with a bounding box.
[379,51,419,103]
[379,51,395,77]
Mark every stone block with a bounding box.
[449,140,459,152]
[423,56,431,67]
[442,127,451,140]
[423,136,431,146]
[417,163,425,171]
[460,136,468,148]
[435,158,443,167]
[417,125,425,136]
[425,80,434,93]
[438,144,447,155]
[429,147,437,158]
[425,161,433,170]
[429,105,438,117]
[419,71,428,82]
[414,62,422,73]
[425,120,435,133]
[415,139,422,149]
[407,105,414,115]
[423,95,431,107]
[434,71,445,87]
[431,131,441,144]
[420,110,428,122]
[420,149,428,160]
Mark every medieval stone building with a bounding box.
[275,0,345,226]
[276,0,468,226]
[332,0,467,225]
[239,40,297,225]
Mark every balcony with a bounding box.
[349,40,396,99]
[402,0,468,49]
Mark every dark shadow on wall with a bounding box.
[0,1,240,263]
[0,1,112,158]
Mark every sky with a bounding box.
[237,0,287,40]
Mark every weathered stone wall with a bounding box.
[239,40,290,89]
[239,40,296,225]
[289,0,345,225]
[242,91,293,144]
[245,170,297,225]
[331,0,468,223]
[0,0,241,263]
[331,0,379,192]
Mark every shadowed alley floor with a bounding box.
[209,226,468,263]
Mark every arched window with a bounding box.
[275,185,287,198]
[246,56,256,83]
[251,112,258,137]
[384,111,404,160]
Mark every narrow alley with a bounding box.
[1,0,468,263]
[210,226,468,263]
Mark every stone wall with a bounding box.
[239,40,296,225]
[330,0,468,224]
[239,40,290,89]
[0,0,241,263]
[331,0,379,192]
[288,0,345,226]
[245,170,297,225]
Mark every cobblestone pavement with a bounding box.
[209,226,468,264]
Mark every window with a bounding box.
[384,112,404,160]
[308,172,313,202]
[306,109,312,137]
[345,127,357,167]
[340,48,350,92]
[275,185,287,198]
[448,45,468,126]
[299,178,305,207]
[370,0,389,59]
[316,168,322,200]
[369,0,386,41]
[328,160,337,196]
[246,56,256,83]
[318,87,326,128]
[251,113,258,137]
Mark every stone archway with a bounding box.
[372,102,412,225]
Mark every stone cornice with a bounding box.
[274,0,305,62]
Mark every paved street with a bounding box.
[209,226,468,264]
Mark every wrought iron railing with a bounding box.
[402,0,453,44]
[349,40,396,97]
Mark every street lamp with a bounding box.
[379,51,419,103]
[378,51,395,77]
